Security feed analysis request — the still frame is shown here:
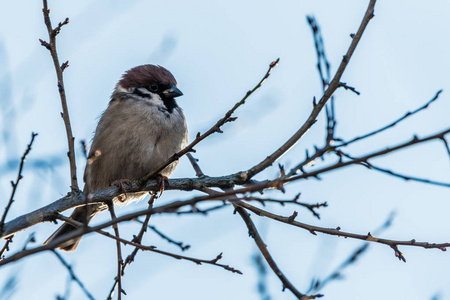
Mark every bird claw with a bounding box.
[111,179,131,202]
[156,174,168,197]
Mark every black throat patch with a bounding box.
[162,98,178,114]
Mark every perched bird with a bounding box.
[45,64,188,251]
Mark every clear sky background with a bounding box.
[1,0,450,299]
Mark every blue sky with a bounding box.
[1,1,450,299]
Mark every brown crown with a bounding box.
[118,65,177,89]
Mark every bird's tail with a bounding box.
[44,205,99,252]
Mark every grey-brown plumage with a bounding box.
[45,65,188,251]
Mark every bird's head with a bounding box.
[113,65,183,112]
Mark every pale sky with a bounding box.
[0,1,450,299]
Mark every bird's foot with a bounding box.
[111,179,132,202]
[156,174,169,197]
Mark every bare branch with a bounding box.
[2,212,244,274]
[0,237,13,260]
[308,212,395,293]
[174,203,229,215]
[246,0,377,179]
[306,15,332,90]
[441,137,450,166]
[288,90,443,177]
[235,206,321,299]
[338,90,443,148]
[338,151,450,187]
[337,82,360,95]
[41,0,78,191]
[59,216,242,275]
[187,153,205,177]
[240,194,328,219]
[0,178,271,238]
[134,220,191,251]
[238,201,449,261]
[0,132,38,229]
[287,129,450,183]
[52,250,95,300]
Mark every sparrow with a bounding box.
[45,64,188,251]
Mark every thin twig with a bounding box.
[0,237,13,260]
[0,132,38,229]
[306,15,331,91]
[338,151,450,187]
[52,250,95,300]
[41,0,78,191]
[240,194,328,219]
[338,90,443,148]
[174,203,229,215]
[134,220,190,251]
[337,82,360,95]
[21,232,36,250]
[107,203,124,299]
[307,15,337,146]
[441,137,450,166]
[186,153,204,177]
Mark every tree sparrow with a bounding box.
[45,64,188,251]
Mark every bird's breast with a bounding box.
[84,98,187,192]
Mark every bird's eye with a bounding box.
[149,83,159,92]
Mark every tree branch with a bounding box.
[41,0,78,191]
[338,151,450,187]
[0,132,38,229]
[338,90,443,148]
[238,201,449,261]
[245,0,377,179]
[288,90,443,177]
[287,129,450,183]
[240,194,328,219]
[2,127,449,240]
[307,212,395,293]
[235,206,321,299]
[135,221,190,251]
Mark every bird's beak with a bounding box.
[162,85,183,98]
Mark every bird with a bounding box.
[45,64,188,251]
